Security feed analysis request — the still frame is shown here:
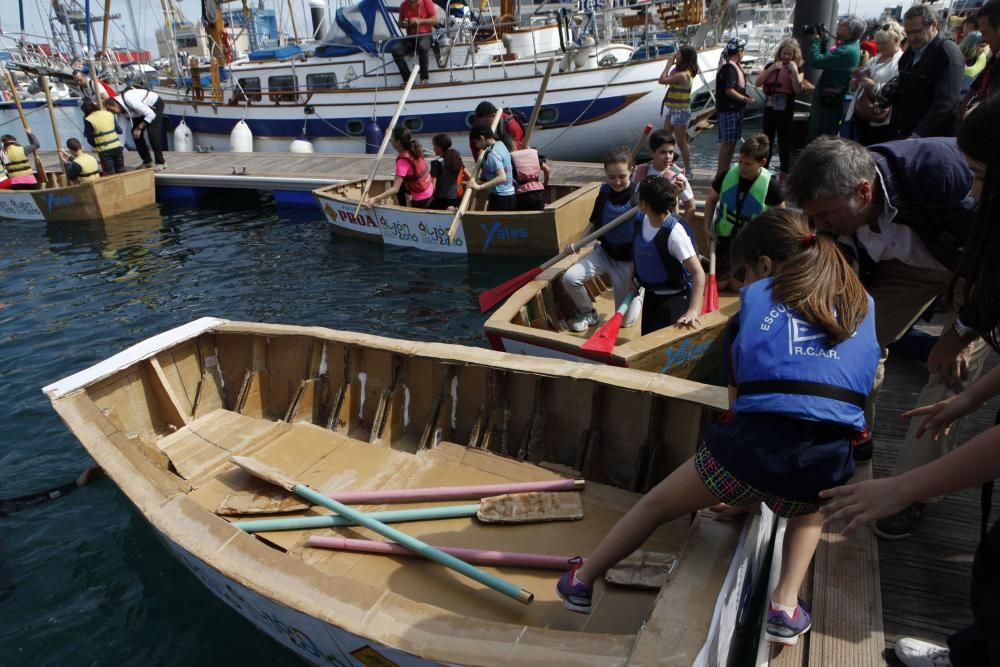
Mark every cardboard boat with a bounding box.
[45,318,776,666]
[313,179,599,256]
[484,247,740,380]
[0,169,156,222]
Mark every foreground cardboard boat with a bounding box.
[313,179,598,256]
[45,319,776,666]
[0,169,156,221]
[484,248,740,380]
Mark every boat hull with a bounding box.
[0,170,156,221]
[314,180,599,255]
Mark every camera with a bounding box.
[803,23,828,38]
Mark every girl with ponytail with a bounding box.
[429,133,466,210]
[557,208,879,651]
[362,126,434,208]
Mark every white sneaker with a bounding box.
[894,637,953,667]
[568,310,599,332]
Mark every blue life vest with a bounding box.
[597,184,641,261]
[732,278,879,431]
[633,215,692,291]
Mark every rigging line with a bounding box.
[534,59,628,152]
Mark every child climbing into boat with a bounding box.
[1,131,41,190]
[703,134,785,291]
[561,146,644,332]
[429,134,466,210]
[557,209,879,648]
[633,130,696,226]
[658,45,699,177]
[362,127,434,209]
[632,176,705,334]
[58,138,101,184]
[466,125,517,211]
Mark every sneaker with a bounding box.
[138,162,153,170]
[894,637,953,667]
[852,437,874,462]
[556,557,592,614]
[874,503,926,540]
[568,310,599,333]
[765,598,812,645]
[154,163,167,172]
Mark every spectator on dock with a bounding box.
[819,94,999,667]
[658,45,699,177]
[805,16,864,140]
[754,38,804,179]
[391,0,437,86]
[107,86,166,171]
[362,127,434,209]
[881,5,964,139]
[847,21,904,147]
[428,134,465,210]
[786,134,985,539]
[1,131,40,190]
[468,102,524,159]
[962,0,1000,114]
[72,66,114,109]
[714,37,752,175]
[559,209,877,652]
[703,135,785,292]
[465,125,516,211]
[81,100,125,175]
[58,138,100,184]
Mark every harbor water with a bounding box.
[0,107,734,665]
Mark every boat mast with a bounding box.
[123,0,141,53]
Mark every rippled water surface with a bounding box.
[0,195,544,666]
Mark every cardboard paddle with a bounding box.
[702,239,719,314]
[580,290,636,355]
[41,75,66,186]
[477,123,652,313]
[355,65,420,215]
[231,455,534,604]
[445,110,503,242]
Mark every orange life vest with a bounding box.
[398,150,432,194]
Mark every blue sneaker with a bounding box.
[556,557,592,614]
[765,599,811,645]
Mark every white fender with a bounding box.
[230,119,254,152]
[290,135,315,153]
[173,119,193,152]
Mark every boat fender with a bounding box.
[290,134,315,153]
[574,36,596,70]
[559,50,574,72]
[173,119,193,153]
[230,119,254,152]
[364,120,383,154]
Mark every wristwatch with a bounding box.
[953,318,978,341]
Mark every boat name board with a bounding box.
[322,200,469,254]
[0,191,47,220]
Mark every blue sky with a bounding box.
[0,0,906,51]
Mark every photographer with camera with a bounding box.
[805,16,864,140]
[847,21,905,146]
[882,5,964,139]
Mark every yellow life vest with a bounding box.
[85,109,122,151]
[73,152,101,182]
[4,144,32,176]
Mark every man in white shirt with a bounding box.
[107,86,166,170]
[786,136,983,540]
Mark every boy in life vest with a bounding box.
[466,125,517,211]
[468,101,525,159]
[561,146,645,332]
[633,130,696,227]
[632,176,705,334]
[57,138,101,184]
[558,210,880,650]
[703,134,785,290]
[81,100,125,175]
[1,131,41,190]
[362,127,434,208]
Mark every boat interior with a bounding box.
[66,322,733,643]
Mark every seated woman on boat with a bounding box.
[558,210,880,650]
[1,132,41,191]
[391,0,438,85]
[465,125,517,211]
[57,138,101,184]
[561,146,644,332]
[361,127,434,209]
[429,133,466,210]
[632,176,705,334]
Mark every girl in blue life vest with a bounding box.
[632,175,705,334]
[561,146,644,332]
[558,209,879,648]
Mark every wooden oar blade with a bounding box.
[230,455,299,492]
[479,266,542,313]
[605,550,679,589]
[581,312,623,355]
[477,491,584,523]
[701,274,719,314]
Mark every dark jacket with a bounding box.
[887,35,964,139]
[859,138,980,326]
